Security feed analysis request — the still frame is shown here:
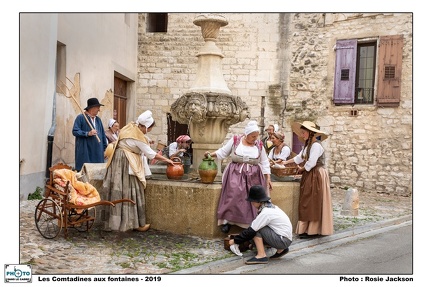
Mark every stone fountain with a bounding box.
[86,14,300,239]
[170,14,249,171]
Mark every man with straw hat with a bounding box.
[72,97,107,171]
[282,120,333,238]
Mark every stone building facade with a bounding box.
[137,13,412,196]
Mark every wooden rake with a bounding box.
[57,78,101,142]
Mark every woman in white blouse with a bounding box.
[268,131,291,164]
[204,120,272,234]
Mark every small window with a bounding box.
[147,13,168,33]
[384,66,396,79]
[341,69,350,81]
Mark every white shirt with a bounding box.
[169,142,183,157]
[215,136,271,174]
[250,206,293,240]
[123,138,157,176]
[293,142,324,171]
[268,145,291,161]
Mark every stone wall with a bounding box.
[285,13,412,195]
[136,13,412,196]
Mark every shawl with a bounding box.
[106,122,149,186]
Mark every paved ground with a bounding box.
[19,188,412,275]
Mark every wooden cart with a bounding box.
[34,163,135,239]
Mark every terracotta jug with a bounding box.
[198,155,218,183]
[166,157,184,180]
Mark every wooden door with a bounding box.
[114,77,127,128]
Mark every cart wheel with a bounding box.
[70,207,96,232]
[34,198,62,239]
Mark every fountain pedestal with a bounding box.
[170,14,249,171]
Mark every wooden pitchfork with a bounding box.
[57,78,101,142]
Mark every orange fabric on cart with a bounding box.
[53,168,100,212]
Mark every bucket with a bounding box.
[182,153,192,174]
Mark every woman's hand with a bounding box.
[296,165,305,174]
[204,151,212,158]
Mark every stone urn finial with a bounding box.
[193,13,228,42]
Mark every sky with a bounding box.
[4,1,425,286]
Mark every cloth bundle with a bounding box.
[53,168,101,213]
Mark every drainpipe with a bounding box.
[46,90,56,178]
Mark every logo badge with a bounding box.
[4,264,32,283]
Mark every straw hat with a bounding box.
[104,142,115,159]
[291,121,328,142]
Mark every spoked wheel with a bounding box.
[69,207,96,232]
[34,198,63,239]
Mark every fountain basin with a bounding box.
[80,163,300,238]
[145,180,299,238]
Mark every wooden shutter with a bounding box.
[376,35,403,107]
[333,39,357,104]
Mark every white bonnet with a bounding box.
[136,110,155,128]
[273,124,279,132]
[108,119,116,128]
[244,120,260,135]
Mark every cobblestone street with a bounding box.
[20,188,412,274]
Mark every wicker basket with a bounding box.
[271,164,298,177]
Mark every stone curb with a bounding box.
[172,214,412,274]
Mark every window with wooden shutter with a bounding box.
[376,35,403,107]
[333,39,357,104]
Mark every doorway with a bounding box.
[114,76,127,128]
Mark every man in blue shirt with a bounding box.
[72,98,107,171]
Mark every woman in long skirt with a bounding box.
[204,120,272,233]
[283,120,333,238]
[102,110,174,232]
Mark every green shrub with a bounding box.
[28,186,43,200]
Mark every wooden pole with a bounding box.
[57,82,101,142]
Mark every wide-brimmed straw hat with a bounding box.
[104,142,115,159]
[291,121,329,142]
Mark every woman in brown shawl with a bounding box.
[103,110,174,232]
[282,121,333,238]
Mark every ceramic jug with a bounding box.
[198,154,218,183]
[166,157,184,180]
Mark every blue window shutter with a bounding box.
[333,39,357,104]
